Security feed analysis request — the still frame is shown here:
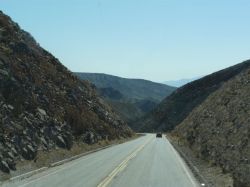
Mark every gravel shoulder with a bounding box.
[166,134,234,187]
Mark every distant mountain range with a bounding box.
[75,73,176,125]
[76,73,176,101]
[163,76,203,87]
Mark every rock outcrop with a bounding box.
[0,11,132,173]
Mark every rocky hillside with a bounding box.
[0,11,132,173]
[135,61,250,131]
[174,66,250,187]
[76,73,176,125]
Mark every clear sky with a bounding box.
[1,0,250,82]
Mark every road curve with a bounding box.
[2,134,199,187]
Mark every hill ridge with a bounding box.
[76,72,176,126]
[134,60,250,131]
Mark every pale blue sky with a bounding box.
[1,0,250,82]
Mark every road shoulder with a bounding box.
[166,134,233,187]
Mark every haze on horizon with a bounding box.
[1,0,250,82]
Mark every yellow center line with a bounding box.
[97,136,153,187]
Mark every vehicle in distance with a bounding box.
[156,133,162,138]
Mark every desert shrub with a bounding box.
[65,106,92,136]
[0,76,25,116]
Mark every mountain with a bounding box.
[75,73,176,125]
[163,76,203,87]
[174,65,250,186]
[0,11,132,173]
[75,73,176,101]
[134,60,250,132]
[134,60,250,186]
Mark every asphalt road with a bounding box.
[3,134,199,187]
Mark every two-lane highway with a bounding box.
[3,134,199,187]
[108,135,198,187]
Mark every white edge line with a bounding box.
[165,136,199,187]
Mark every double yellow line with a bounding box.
[97,136,153,187]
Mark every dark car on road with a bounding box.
[156,133,162,138]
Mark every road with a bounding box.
[3,134,199,187]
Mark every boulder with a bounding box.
[6,158,16,170]
[0,59,4,66]
[56,135,66,148]
[11,147,18,156]
[0,69,8,76]
[0,160,10,173]
[62,134,73,150]
[21,145,37,160]
[82,132,97,144]
[7,105,14,110]
[37,108,47,116]
[7,151,14,159]
[40,137,47,147]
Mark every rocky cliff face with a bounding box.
[135,61,250,132]
[174,67,250,186]
[0,11,132,173]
